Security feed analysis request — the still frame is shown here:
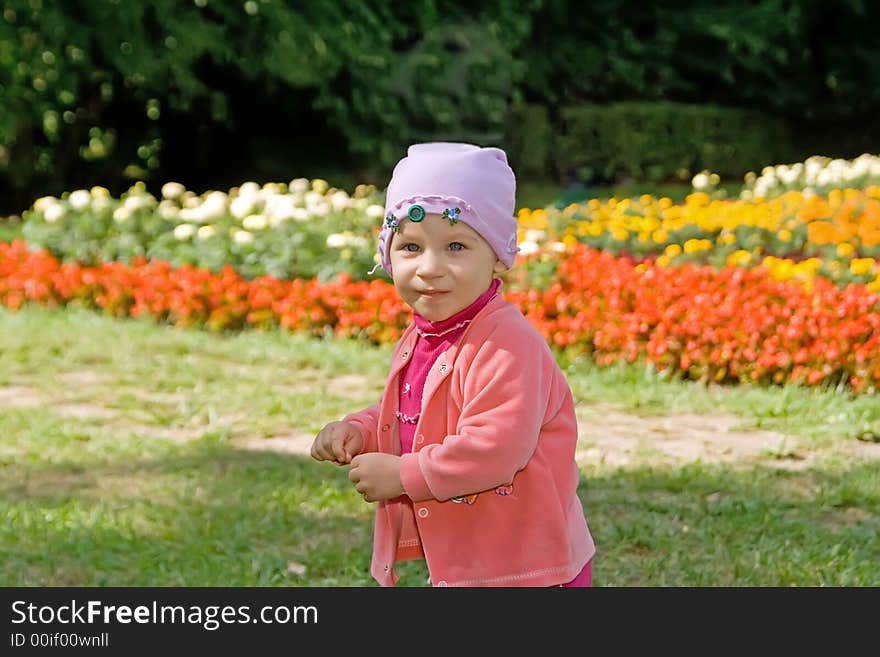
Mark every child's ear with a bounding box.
[493,259,509,274]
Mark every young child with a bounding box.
[310,142,595,587]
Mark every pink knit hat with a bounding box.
[376,142,519,276]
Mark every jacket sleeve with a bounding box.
[343,404,380,455]
[400,323,558,502]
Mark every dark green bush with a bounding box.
[503,102,553,179]
[554,102,794,184]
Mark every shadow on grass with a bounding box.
[2,441,878,586]
[0,441,376,586]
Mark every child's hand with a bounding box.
[348,453,404,502]
[310,421,364,465]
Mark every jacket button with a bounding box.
[401,351,408,360]
[381,423,391,431]
[436,580,448,587]
[416,434,424,444]
[439,363,447,372]
[417,507,429,518]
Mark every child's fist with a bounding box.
[310,421,364,465]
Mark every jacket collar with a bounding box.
[388,293,509,384]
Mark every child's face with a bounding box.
[389,213,507,321]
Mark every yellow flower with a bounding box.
[850,258,876,276]
[836,242,855,257]
[777,229,792,241]
[664,243,682,258]
[652,228,669,243]
[683,238,711,254]
[727,250,751,267]
[656,255,671,267]
[719,232,737,245]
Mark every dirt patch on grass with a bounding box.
[2,382,876,470]
[0,386,44,408]
[231,402,880,470]
[576,405,806,469]
[576,404,880,469]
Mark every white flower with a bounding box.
[183,193,201,209]
[33,196,57,213]
[68,189,91,211]
[92,197,111,213]
[113,207,131,223]
[549,241,567,253]
[329,190,350,210]
[524,229,546,243]
[239,181,261,197]
[43,203,65,223]
[199,192,229,222]
[366,204,385,219]
[230,195,255,219]
[233,229,254,245]
[264,196,297,225]
[326,233,347,248]
[158,200,179,220]
[289,178,309,193]
[197,225,216,239]
[691,172,710,190]
[518,240,540,256]
[308,201,330,217]
[311,178,329,194]
[242,213,268,231]
[161,182,186,200]
[124,194,154,212]
[291,208,310,222]
[173,223,196,240]
[303,191,324,206]
[325,232,367,249]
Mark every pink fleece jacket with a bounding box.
[344,293,596,587]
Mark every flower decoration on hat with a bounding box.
[407,204,426,222]
[384,214,400,233]
[442,207,461,225]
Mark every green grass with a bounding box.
[1,305,878,586]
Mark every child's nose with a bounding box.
[416,250,444,277]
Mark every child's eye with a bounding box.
[402,243,420,252]
[449,242,465,251]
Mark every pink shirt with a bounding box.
[396,278,502,455]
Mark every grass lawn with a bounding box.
[1,305,878,586]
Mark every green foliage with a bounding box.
[554,102,793,183]
[2,0,879,209]
[504,102,553,179]
[520,0,880,121]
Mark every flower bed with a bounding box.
[3,239,878,392]
[517,187,880,291]
[19,179,880,293]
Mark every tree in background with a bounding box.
[1,0,877,213]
